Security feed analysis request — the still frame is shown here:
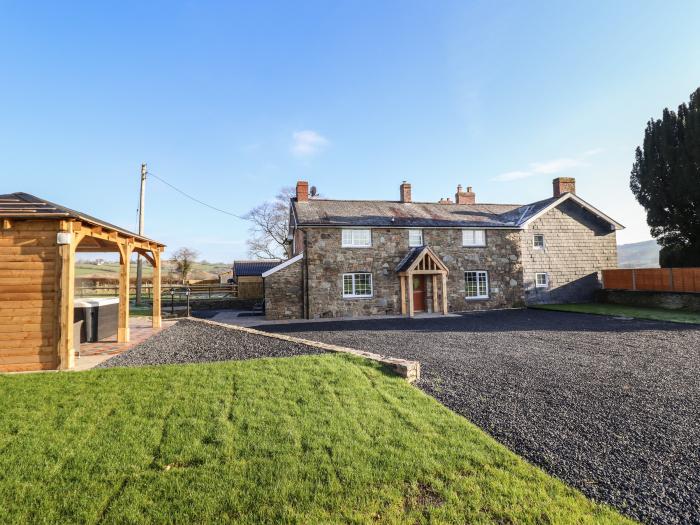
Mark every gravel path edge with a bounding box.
[187,317,421,382]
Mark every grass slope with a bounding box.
[0,355,631,524]
[532,303,700,324]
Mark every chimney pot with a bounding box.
[552,177,576,198]
[296,180,309,202]
[400,181,412,203]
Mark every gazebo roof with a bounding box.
[0,192,164,247]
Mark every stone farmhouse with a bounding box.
[262,178,623,320]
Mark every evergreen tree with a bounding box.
[631,88,700,267]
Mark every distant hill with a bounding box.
[75,260,231,282]
[617,240,660,268]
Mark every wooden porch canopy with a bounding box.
[0,193,165,372]
[396,246,449,317]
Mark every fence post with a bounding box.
[631,269,636,291]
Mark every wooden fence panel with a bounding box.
[602,269,634,290]
[602,268,700,293]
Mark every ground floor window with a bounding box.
[465,271,488,298]
[343,272,373,298]
[535,272,549,288]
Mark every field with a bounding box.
[75,260,231,282]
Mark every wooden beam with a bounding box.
[432,274,438,313]
[441,273,448,315]
[152,250,161,329]
[57,224,76,369]
[399,275,406,315]
[407,273,414,318]
[118,243,132,342]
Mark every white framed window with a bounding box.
[533,234,545,249]
[465,271,489,299]
[535,272,549,288]
[341,229,371,247]
[462,229,486,247]
[408,229,423,247]
[343,273,373,298]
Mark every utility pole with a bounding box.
[135,163,147,305]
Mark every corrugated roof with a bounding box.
[293,199,524,228]
[0,192,164,245]
[233,259,283,277]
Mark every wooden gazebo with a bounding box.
[0,193,165,372]
[396,246,449,317]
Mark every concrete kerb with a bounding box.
[186,317,421,382]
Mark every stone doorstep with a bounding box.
[187,317,421,383]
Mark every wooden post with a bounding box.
[118,243,132,342]
[400,275,406,315]
[152,250,162,328]
[432,274,438,313]
[57,222,76,370]
[407,273,414,317]
[441,272,448,315]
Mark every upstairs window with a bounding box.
[465,271,489,299]
[535,273,549,288]
[408,229,423,247]
[343,273,373,298]
[462,229,486,247]
[341,229,371,247]
[533,234,545,249]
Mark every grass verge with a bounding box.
[532,302,700,324]
[0,354,631,524]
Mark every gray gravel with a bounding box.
[259,309,700,524]
[97,319,324,369]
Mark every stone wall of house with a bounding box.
[303,227,524,318]
[521,200,618,304]
[264,259,304,319]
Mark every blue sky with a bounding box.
[2,1,699,262]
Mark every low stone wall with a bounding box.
[189,317,420,382]
[596,289,700,311]
[166,298,260,311]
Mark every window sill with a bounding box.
[462,245,487,248]
[464,296,489,300]
[342,296,374,300]
[341,246,372,249]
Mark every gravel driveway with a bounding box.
[97,319,324,368]
[259,309,700,524]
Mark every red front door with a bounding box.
[412,275,426,312]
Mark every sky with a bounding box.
[2,1,700,262]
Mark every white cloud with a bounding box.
[530,157,585,175]
[290,130,329,157]
[492,148,602,182]
[492,170,533,181]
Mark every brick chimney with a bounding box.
[296,180,309,202]
[552,177,575,198]
[399,181,412,203]
[455,184,476,205]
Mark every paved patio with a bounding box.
[74,317,176,370]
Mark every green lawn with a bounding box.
[532,302,700,324]
[0,355,631,524]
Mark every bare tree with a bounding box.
[245,187,295,259]
[170,247,198,284]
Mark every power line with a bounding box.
[147,171,248,220]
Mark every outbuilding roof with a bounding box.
[0,192,164,245]
[233,259,283,277]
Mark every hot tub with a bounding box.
[74,298,119,343]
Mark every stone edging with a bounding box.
[185,317,420,382]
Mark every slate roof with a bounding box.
[395,246,425,272]
[293,199,532,228]
[233,260,283,277]
[0,192,163,244]
[292,194,623,230]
